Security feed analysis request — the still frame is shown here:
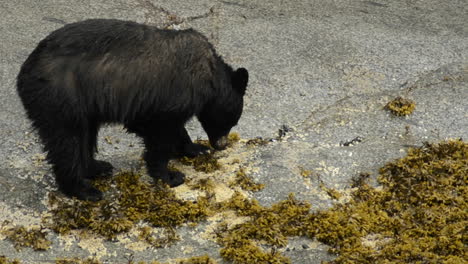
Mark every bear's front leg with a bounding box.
[136,126,186,187]
[174,126,210,158]
[144,149,185,187]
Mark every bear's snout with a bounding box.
[211,135,229,150]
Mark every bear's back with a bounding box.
[18,19,229,122]
[39,19,212,61]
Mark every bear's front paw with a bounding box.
[167,171,185,187]
[87,160,114,179]
[151,169,185,187]
[65,180,103,201]
[180,143,210,158]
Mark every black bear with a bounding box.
[17,19,248,201]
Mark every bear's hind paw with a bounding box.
[152,170,185,188]
[167,171,185,187]
[87,160,114,179]
[66,180,103,202]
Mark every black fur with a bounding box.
[17,19,248,201]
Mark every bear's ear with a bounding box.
[232,68,249,95]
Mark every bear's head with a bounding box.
[199,67,249,150]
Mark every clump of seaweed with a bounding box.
[177,255,217,264]
[46,170,212,242]
[227,132,241,147]
[54,255,216,264]
[177,133,242,173]
[138,226,180,248]
[91,176,113,192]
[229,168,264,191]
[125,255,216,264]
[0,256,20,264]
[298,166,312,178]
[116,171,212,227]
[246,137,271,146]
[192,132,240,150]
[385,96,416,116]
[350,172,371,188]
[190,178,216,192]
[89,201,134,239]
[188,178,217,199]
[10,134,464,264]
[219,236,290,264]
[192,139,211,149]
[179,154,221,173]
[46,194,133,240]
[55,258,101,264]
[320,184,342,200]
[1,223,51,251]
[34,132,242,250]
[124,255,161,264]
[215,140,467,263]
[219,191,264,216]
[216,193,311,264]
[308,139,467,263]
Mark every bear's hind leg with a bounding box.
[89,160,114,179]
[38,126,103,201]
[86,123,113,179]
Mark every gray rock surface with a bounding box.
[1,0,467,263]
